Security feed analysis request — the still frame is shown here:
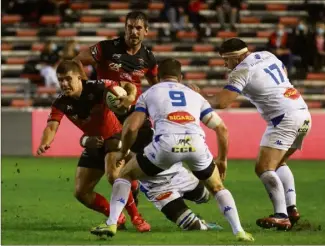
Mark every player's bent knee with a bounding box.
[192,161,215,180]
[183,182,210,204]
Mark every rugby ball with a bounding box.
[105,86,129,115]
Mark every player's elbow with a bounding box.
[124,121,140,134]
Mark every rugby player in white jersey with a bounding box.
[91,58,254,242]
[139,162,224,231]
[216,38,311,230]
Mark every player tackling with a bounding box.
[91,58,254,242]
[216,38,311,230]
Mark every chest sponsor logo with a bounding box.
[167,111,195,124]
[133,69,145,77]
[284,88,300,100]
[109,62,122,72]
[112,53,122,61]
[120,72,132,81]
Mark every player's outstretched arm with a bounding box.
[120,112,146,156]
[37,121,59,155]
[215,89,240,109]
[201,111,228,180]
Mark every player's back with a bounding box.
[141,82,206,136]
[232,51,307,120]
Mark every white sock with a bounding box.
[214,189,244,235]
[260,171,287,215]
[106,178,131,225]
[276,165,296,207]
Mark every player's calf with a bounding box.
[161,198,213,231]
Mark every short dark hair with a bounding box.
[56,60,82,75]
[158,58,182,79]
[219,38,248,55]
[125,11,149,28]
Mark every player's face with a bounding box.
[57,71,82,97]
[125,19,148,47]
[223,57,239,70]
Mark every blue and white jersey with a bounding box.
[135,81,214,136]
[225,51,307,121]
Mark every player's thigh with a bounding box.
[255,146,287,176]
[201,163,225,194]
[184,135,215,181]
[75,151,105,195]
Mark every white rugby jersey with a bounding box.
[225,51,307,121]
[135,81,213,136]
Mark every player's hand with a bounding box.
[37,144,50,155]
[85,136,104,149]
[115,151,127,162]
[116,95,135,109]
[215,158,227,181]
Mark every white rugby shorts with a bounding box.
[260,109,312,150]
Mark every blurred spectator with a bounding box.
[188,0,211,39]
[162,0,188,35]
[40,61,60,89]
[39,41,60,88]
[291,19,313,77]
[60,40,80,60]
[40,40,60,65]
[214,0,242,31]
[267,23,294,74]
[310,22,325,71]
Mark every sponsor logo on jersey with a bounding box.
[133,69,145,77]
[109,62,122,72]
[167,111,195,124]
[112,53,122,60]
[155,191,173,201]
[120,72,132,81]
[283,88,300,100]
[298,119,310,133]
[172,136,196,153]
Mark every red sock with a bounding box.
[131,180,139,192]
[89,192,110,217]
[125,192,140,220]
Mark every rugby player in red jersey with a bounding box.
[36,60,149,231]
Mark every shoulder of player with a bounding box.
[140,45,156,60]
[52,93,69,110]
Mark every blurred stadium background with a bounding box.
[1,0,325,244]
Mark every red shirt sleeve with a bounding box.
[47,106,64,123]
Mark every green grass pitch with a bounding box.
[2,157,325,244]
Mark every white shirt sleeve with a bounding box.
[224,66,249,93]
[199,97,214,120]
[134,93,148,115]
